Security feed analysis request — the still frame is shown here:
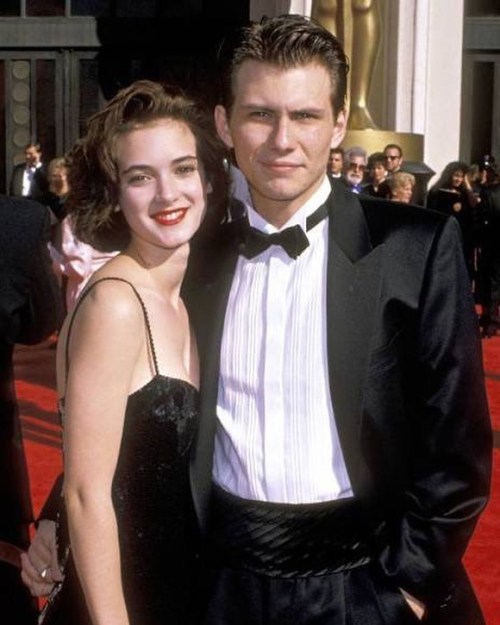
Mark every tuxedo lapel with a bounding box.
[326,183,384,495]
[189,222,242,531]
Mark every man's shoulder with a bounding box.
[0,195,48,236]
[0,194,46,215]
[355,193,449,243]
[332,176,445,224]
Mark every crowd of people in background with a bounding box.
[8,145,119,318]
[327,144,500,337]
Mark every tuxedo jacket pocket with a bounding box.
[368,562,424,625]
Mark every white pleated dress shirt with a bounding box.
[22,166,36,196]
[213,175,353,504]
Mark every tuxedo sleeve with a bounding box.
[378,216,492,605]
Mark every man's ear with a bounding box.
[214,105,234,149]
[331,109,347,149]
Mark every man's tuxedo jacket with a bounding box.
[9,163,49,200]
[185,179,492,624]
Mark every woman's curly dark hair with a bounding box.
[429,161,469,193]
[66,80,229,252]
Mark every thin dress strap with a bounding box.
[64,277,160,381]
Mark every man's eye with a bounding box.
[250,111,271,119]
[294,112,316,120]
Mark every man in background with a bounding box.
[9,143,49,201]
[343,145,367,192]
[327,146,344,178]
[383,142,404,177]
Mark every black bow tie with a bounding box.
[239,201,329,260]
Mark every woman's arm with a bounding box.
[61,280,144,625]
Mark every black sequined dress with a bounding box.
[42,278,201,625]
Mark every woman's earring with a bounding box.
[113,205,121,213]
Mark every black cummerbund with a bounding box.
[207,484,379,578]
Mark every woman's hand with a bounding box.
[20,520,64,597]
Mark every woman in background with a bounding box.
[46,157,119,313]
[388,171,415,204]
[426,161,479,278]
[363,151,389,198]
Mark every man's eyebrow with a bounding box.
[239,103,327,114]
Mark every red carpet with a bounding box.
[464,338,500,624]
[14,337,500,624]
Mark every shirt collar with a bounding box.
[231,168,331,234]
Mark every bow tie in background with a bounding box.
[239,201,329,260]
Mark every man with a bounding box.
[342,145,367,193]
[190,15,491,624]
[383,142,404,177]
[9,142,49,200]
[0,195,63,624]
[23,15,491,625]
[326,146,344,178]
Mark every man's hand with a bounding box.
[400,587,426,621]
[20,520,64,597]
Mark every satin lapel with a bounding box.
[326,184,384,494]
[189,224,241,531]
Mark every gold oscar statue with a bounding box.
[311,0,380,130]
[311,0,427,199]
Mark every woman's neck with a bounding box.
[126,242,190,303]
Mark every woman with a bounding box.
[426,161,478,278]
[426,161,478,215]
[56,215,119,312]
[363,151,389,198]
[42,157,70,260]
[387,171,415,204]
[41,80,227,625]
[46,157,119,313]
[42,157,70,221]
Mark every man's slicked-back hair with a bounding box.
[218,14,349,118]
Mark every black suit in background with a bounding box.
[185,180,492,625]
[9,163,49,201]
[0,196,63,624]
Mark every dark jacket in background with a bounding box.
[0,195,63,624]
[9,163,49,201]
